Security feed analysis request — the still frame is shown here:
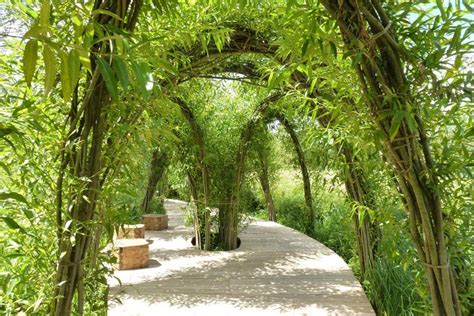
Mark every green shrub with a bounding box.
[313,215,355,263]
[149,197,166,215]
[275,194,306,232]
[364,258,430,315]
[239,186,264,214]
[252,208,270,220]
[182,203,195,227]
[312,197,356,263]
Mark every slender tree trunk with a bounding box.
[142,148,168,214]
[275,112,315,235]
[257,155,276,221]
[54,75,107,316]
[320,1,461,314]
[176,98,211,250]
[340,144,378,276]
[311,103,378,277]
[187,171,202,249]
[201,161,211,251]
[220,200,238,250]
[53,1,143,314]
[220,94,282,250]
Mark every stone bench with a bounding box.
[116,224,145,239]
[142,214,168,230]
[114,239,149,270]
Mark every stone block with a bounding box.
[116,224,145,239]
[114,239,149,270]
[142,214,168,230]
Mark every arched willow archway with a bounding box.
[14,1,468,314]
[167,29,379,276]
[165,51,378,276]
[54,20,383,313]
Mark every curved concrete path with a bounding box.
[108,200,375,315]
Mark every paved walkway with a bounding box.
[108,199,375,315]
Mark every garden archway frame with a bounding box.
[137,15,460,313]
[160,40,377,274]
[47,3,461,314]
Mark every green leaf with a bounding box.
[43,44,56,96]
[352,52,362,67]
[0,126,19,138]
[463,0,474,12]
[114,57,129,92]
[83,23,95,48]
[1,217,21,229]
[39,0,51,27]
[91,9,124,22]
[436,0,447,20]
[405,113,417,132]
[447,25,462,55]
[155,59,176,75]
[93,34,125,46]
[267,71,274,89]
[200,34,209,54]
[454,55,462,70]
[309,78,317,94]
[68,49,81,89]
[131,61,147,95]
[97,57,118,101]
[22,208,35,221]
[78,49,91,74]
[23,24,43,39]
[329,41,337,59]
[0,162,11,176]
[212,33,223,52]
[466,126,474,138]
[302,38,310,57]
[5,253,24,259]
[60,52,72,101]
[1,217,27,234]
[286,0,297,12]
[23,39,38,87]
[389,111,405,141]
[0,192,28,204]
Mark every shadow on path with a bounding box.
[108,199,374,315]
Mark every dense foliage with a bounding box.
[0,0,472,315]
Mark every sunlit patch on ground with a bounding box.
[108,200,374,315]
